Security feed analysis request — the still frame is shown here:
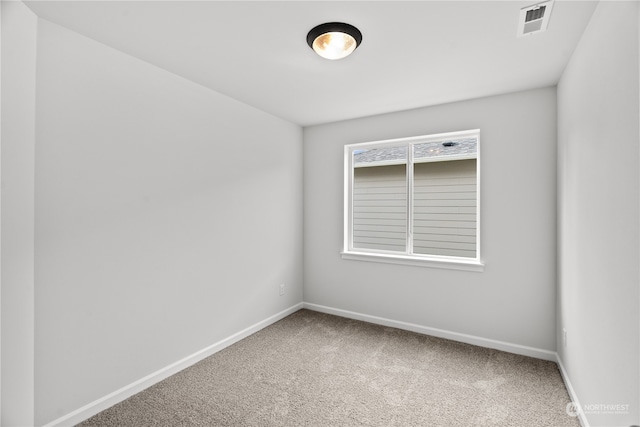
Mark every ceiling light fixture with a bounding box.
[306,22,362,60]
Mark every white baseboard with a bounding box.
[302,302,557,362]
[43,303,304,427]
[556,355,590,427]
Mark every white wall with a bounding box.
[33,20,302,425]
[304,87,557,352]
[1,2,38,425]
[557,2,640,426]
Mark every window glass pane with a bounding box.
[353,145,407,167]
[352,146,407,252]
[412,159,477,258]
[413,138,477,162]
[346,131,480,264]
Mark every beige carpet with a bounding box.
[78,309,579,426]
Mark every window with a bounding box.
[342,129,482,271]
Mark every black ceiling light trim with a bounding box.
[306,22,363,49]
[306,22,363,60]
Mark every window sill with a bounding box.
[340,251,484,272]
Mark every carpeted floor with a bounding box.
[78,309,579,426]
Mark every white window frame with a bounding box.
[342,129,483,272]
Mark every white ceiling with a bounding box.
[25,1,598,126]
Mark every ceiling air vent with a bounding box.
[517,1,554,37]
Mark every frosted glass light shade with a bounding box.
[307,22,362,60]
[312,32,357,60]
